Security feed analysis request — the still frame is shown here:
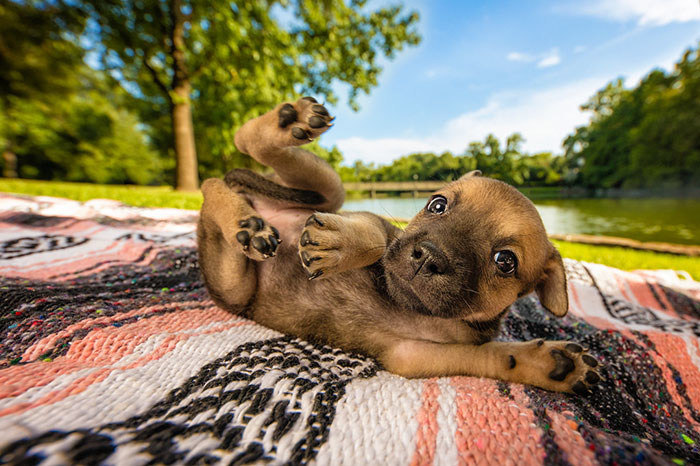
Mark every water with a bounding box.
[342,197,700,245]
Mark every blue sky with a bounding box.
[320,0,700,166]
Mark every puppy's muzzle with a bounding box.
[411,241,448,277]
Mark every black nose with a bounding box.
[411,241,448,276]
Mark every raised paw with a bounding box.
[508,339,602,395]
[276,97,334,146]
[236,216,281,261]
[234,97,335,156]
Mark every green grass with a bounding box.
[0,178,203,210]
[1,178,698,279]
[552,240,699,280]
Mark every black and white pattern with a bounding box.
[1,337,378,465]
[0,234,89,260]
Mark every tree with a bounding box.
[0,0,86,177]
[2,71,163,184]
[81,0,420,190]
[563,43,700,190]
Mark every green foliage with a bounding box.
[338,133,569,186]
[1,73,165,184]
[564,43,700,189]
[80,0,421,183]
[0,0,85,100]
[0,1,161,184]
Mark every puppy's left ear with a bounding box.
[535,248,568,317]
[458,170,482,180]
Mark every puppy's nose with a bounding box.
[411,241,448,276]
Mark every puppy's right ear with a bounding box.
[535,248,568,317]
[458,170,482,180]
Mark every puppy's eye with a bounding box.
[494,250,517,275]
[426,196,448,214]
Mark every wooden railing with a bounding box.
[343,181,446,197]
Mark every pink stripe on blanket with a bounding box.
[642,331,700,420]
[0,319,251,417]
[0,307,239,400]
[452,377,545,464]
[508,385,596,465]
[648,282,678,318]
[60,245,162,280]
[21,301,212,362]
[0,240,149,280]
[622,330,700,434]
[410,379,440,466]
[545,408,597,466]
[624,275,669,314]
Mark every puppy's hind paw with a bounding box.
[236,216,281,261]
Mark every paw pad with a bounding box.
[278,103,298,128]
[274,98,334,146]
[236,216,281,260]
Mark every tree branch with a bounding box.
[191,48,214,78]
[142,57,170,98]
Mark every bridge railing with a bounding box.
[342,181,447,197]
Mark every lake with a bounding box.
[342,197,700,245]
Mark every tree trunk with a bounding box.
[170,0,199,191]
[2,149,17,178]
[172,82,199,191]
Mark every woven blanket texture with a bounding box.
[0,193,699,465]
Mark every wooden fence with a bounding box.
[343,181,446,197]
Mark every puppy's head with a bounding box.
[383,171,567,323]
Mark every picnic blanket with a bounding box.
[1,193,699,465]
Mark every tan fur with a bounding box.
[197,97,601,394]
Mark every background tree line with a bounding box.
[338,133,567,187]
[0,0,697,191]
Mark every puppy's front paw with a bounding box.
[509,340,602,395]
[298,213,345,280]
[235,216,281,261]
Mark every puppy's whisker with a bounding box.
[378,206,406,232]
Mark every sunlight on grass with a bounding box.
[552,240,699,280]
[0,178,203,210]
[1,179,697,280]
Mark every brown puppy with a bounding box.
[197,97,601,395]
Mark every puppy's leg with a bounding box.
[197,178,280,313]
[297,212,400,279]
[381,339,602,395]
[234,97,343,212]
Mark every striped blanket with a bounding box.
[1,193,699,465]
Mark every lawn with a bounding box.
[1,178,698,279]
[0,178,204,210]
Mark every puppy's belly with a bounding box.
[252,199,311,245]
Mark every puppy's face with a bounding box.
[383,172,567,323]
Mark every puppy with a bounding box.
[197,97,601,394]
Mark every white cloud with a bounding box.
[507,48,562,67]
[336,77,608,165]
[577,0,700,26]
[537,48,561,68]
[506,52,534,62]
